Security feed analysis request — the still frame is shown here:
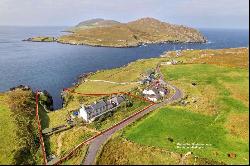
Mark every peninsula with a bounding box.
[24,18,207,47]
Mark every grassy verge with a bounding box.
[61,145,89,165]
[0,89,43,164]
[0,94,19,164]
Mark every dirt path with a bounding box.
[57,132,65,157]
[86,79,139,85]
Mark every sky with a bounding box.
[0,0,249,29]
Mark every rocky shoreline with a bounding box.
[23,36,57,42]
[9,85,54,111]
[23,36,206,48]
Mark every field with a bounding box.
[124,107,248,164]
[96,132,180,165]
[96,48,249,165]
[0,89,44,165]
[0,94,18,164]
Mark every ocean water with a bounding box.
[0,26,248,109]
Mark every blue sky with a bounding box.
[0,0,249,29]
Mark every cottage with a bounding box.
[158,87,168,96]
[142,85,168,102]
[140,69,157,85]
[142,88,158,96]
[146,94,161,102]
[79,95,125,122]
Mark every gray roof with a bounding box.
[83,96,125,114]
[110,95,125,104]
[90,99,107,110]
[151,87,160,94]
[147,94,161,99]
[158,87,167,92]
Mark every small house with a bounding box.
[146,94,161,102]
[142,85,168,102]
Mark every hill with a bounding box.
[0,87,43,164]
[57,17,206,47]
[67,18,121,32]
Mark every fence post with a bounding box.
[36,91,48,165]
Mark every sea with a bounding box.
[0,26,248,109]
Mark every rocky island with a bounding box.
[23,36,56,42]
[24,17,207,47]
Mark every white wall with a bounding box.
[79,107,88,122]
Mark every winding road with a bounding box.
[82,82,183,165]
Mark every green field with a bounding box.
[0,90,44,165]
[124,107,248,164]
[0,95,18,164]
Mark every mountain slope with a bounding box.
[68,18,121,32]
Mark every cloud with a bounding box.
[0,0,248,29]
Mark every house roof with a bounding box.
[147,94,161,99]
[90,99,107,110]
[81,95,125,114]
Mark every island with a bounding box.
[23,36,56,42]
[24,17,207,47]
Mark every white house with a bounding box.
[142,89,157,95]
[142,86,168,102]
[79,95,125,122]
[146,94,161,102]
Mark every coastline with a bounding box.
[23,37,207,48]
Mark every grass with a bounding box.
[123,107,249,164]
[62,145,89,165]
[96,131,223,165]
[161,64,249,116]
[96,133,180,165]
[163,48,249,69]
[0,94,18,164]
[0,90,45,164]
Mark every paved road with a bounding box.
[82,83,183,165]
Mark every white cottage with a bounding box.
[79,95,125,122]
[142,86,168,102]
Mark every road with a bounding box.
[82,82,183,165]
